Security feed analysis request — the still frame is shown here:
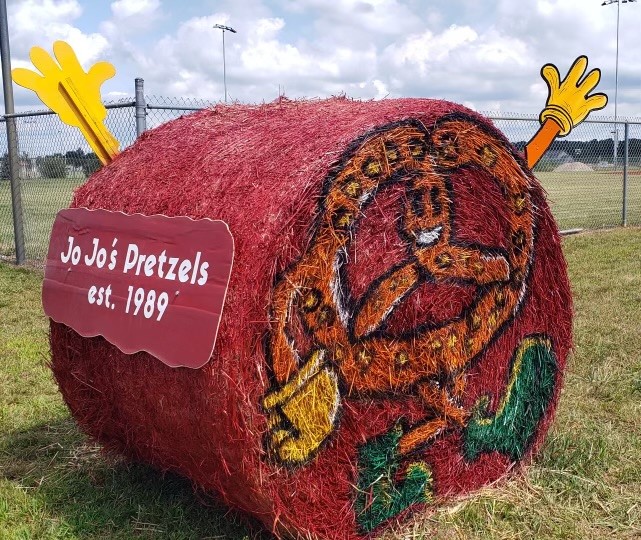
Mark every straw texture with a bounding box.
[49,97,572,539]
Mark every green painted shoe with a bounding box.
[464,336,558,462]
[355,423,433,533]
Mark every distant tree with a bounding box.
[532,158,556,173]
[629,139,641,165]
[0,153,8,180]
[81,152,101,176]
[65,148,86,168]
[37,155,67,178]
[513,136,623,166]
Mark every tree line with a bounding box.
[514,137,641,168]
[2,137,641,181]
[0,148,101,180]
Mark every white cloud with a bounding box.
[283,0,423,35]
[111,0,160,19]
[4,0,641,118]
[371,79,389,99]
[123,10,383,102]
[242,20,310,75]
[379,23,533,111]
[107,0,162,33]
[13,0,81,25]
[6,0,110,109]
[9,0,108,66]
[388,26,478,71]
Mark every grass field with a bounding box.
[537,170,641,230]
[2,171,641,263]
[1,228,640,539]
[0,178,86,262]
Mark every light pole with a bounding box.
[213,24,237,103]
[602,0,636,168]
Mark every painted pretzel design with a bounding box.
[264,115,535,464]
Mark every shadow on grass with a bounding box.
[0,418,272,539]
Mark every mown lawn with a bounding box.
[0,265,255,538]
[0,177,85,262]
[537,170,641,230]
[1,228,641,539]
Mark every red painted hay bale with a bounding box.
[50,97,572,539]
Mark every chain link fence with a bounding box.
[0,94,209,264]
[626,121,641,229]
[1,95,640,265]
[489,113,640,231]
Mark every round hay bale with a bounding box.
[50,97,572,539]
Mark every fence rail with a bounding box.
[1,86,640,265]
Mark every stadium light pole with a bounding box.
[602,0,636,168]
[213,24,237,103]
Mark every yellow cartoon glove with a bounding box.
[539,55,608,136]
[12,41,119,164]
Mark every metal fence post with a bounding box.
[622,122,629,227]
[0,0,25,264]
[135,78,146,137]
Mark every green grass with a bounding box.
[0,264,258,539]
[0,177,86,262]
[389,228,641,539]
[537,171,641,230]
[2,229,641,539]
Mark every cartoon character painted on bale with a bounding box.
[259,56,606,529]
[262,56,606,465]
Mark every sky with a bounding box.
[3,0,641,119]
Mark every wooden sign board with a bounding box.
[43,209,234,368]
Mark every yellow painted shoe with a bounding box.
[263,349,340,464]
